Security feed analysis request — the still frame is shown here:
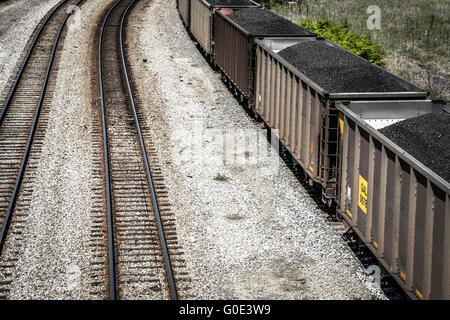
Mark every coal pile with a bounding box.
[278,40,425,94]
[228,8,315,36]
[206,0,255,6]
[379,112,450,183]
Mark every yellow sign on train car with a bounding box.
[358,175,368,214]
[339,112,344,134]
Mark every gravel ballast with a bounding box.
[126,0,386,299]
[379,111,450,183]
[0,0,62,95]
[205,0,256,7]
[3,0,116,299]
[278,40,425,93]
[228,8,315,36]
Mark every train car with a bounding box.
[213,7,316,107]
[178,0,190,27]
[254,38,428,204]
[337,103,450,300]
[176,2,449,300]
[189,0,260,61]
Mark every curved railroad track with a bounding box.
[0,0,84,298]
[97,0,184,300]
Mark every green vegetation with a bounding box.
[226,213,245,220]
[300,19,385,66]
[255,0,284,9]
[269,0,449,99]
[214,173,229,182]
[254,1,386,65]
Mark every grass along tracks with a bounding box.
[270,0,449,100]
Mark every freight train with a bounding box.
[176,0,450,300]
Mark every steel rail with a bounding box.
[0,0,85,255]
[0,0,69,126]
[98,0,122,301]
[119,0,179,300]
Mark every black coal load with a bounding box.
[379,112,450,183]
[278,40,424,93]
[228,8,315,36]
[205,0,255,6]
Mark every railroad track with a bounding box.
[97,0,186,300]
[0,0,83,298]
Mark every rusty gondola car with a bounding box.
[253,38,429,203]
[189,0,260,60]
[213,7,316,106]
[337,103,450,300]
[254,38,449,300]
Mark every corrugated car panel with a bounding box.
[357,127,369,237]
[389,152,402,274]
[413,172,427,297]
[337,103,450,300]
[338,113,349,222]
[293,79,302,159]
[255,45,326,180]
[279,68,289,143]
[262,50,270,120]
[268,58,276,126]
[300,83,310,169]
[191,0,212,54]
[273,59,281,128]
[344,119,356,224]
[255,37,430,204]
[422,180,435,300]
[309,89,320,175]
[289,77,299,152]
[430,185,446,299]
[283,71,293,146]
[255,46,262,109]
[178,0,190,26]
[406,165,418,288]
[370,138,382,251]
[383,150,395,263]
[373,139,387,256]
[398,159,411,287]
[214,13,251,98]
